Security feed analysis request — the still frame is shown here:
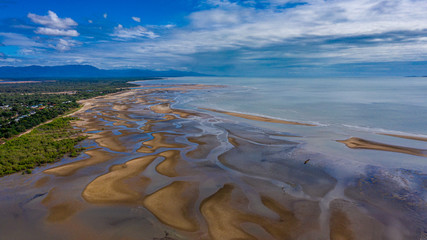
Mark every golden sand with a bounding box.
[379,133,427,142]
[44,149,117,176]
[150,103,173,114]
[200,108,316,126]
[150,102,199,118]
[337,137,427,157]
[143,181,199,231]
[89,130,131,152]
[82,155,157,203]
[200,184,301,240]
[155,150,181,177]
[138,132,187,153]
[112,103,130,111]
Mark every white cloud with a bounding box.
[0,32,42,47]
[164,24,175,29]
[28,10,77,29]
[88,20,93,23]
[28,11,80,38]
[51,39,79,51]
[132,17,141,22]
[0,57,21,64]
[154,0,427,62]
[103,13,108,19]
[8,0,427,72]
[111,24,158,39]
[34,27,79,37]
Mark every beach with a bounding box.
[0,81,426,240]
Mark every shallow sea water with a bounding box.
[0,78,425,240]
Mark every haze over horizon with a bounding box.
[1,0,427,77]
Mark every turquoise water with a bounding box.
[135,77,427,174]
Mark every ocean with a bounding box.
[136,76,427,174]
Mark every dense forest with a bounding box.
[0,78,137,139]
[0,117,86,176]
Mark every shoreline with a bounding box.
[0,83,425,239]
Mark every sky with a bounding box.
[1,0,427,76]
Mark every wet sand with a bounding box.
[155,150,181,177]
[200,107,317,126]
[0,83,425,240]
[82,155,157,204]
[337,137,427,157]
[143,181,199,231]
[44,149,118,176]
[379,133,427,142]
[138,132,187,153]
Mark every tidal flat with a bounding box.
[0,83,426,240]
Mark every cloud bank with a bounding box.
[1,0,427,76]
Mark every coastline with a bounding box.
[0,83,425,239]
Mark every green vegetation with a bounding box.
[0,78,136,139]
[0,117,87,176]
[0,78,148,176]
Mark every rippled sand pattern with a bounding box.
[0,84,425,240]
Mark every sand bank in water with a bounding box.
[200,184,302,240]
[82,155,157,203]
[88,130,132,152]
[200,108,316,126]
[337,137,427,157]
[379,133,427,142]
[44,149,117,176]
[155,150,181,177]
[138,132,187,153]
[150,102,202,118]
[143,181,199,231]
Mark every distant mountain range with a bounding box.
[0,65,206,79]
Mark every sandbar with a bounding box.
[200,184,301,240]
[138,132,187,153]
[155,150,181,177]
[143,181,199,231]
[89,130,132,152]
[200,108,316,126]
[337,137,427,157]
[379,133,427,142]
[44,149,118,176]
[150,102,200,118]
[82,155,157,203]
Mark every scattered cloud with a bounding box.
[0,32,42,47]
[132,16,141,23]
[34,27,79,37]
[28,10,77,29]
[50,39,79,51]
[27,11,79,38]
[111,24,158,39]
[2,0,427,75]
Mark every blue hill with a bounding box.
[0,65,205,79]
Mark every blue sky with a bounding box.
[1,0,427,76]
